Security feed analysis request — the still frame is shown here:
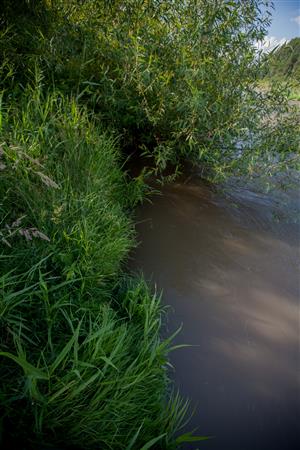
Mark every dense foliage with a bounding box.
[1,0,298,176]
[0,86,188,449]
[0,1,299,449]
[266,37,300,82]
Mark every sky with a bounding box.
[259,0,300,50]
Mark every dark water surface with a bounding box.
[132,178,300,450]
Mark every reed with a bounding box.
[0,83,189,449]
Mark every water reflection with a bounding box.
[132,180,300,450]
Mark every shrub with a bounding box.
[1,1,299,178]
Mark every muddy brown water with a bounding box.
[131,178,300,450]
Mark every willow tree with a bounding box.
[1,0,298,177]
[39,0,295,178]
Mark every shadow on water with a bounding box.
[131,178,300,450]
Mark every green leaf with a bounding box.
[50,322,81,374]
[176,432,213,444]
[140,433,166,450]
[0,351,48,380]
[125,423,143,450]
[100,355,119,371]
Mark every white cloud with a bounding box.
[255,36,289,53]
[291,15,300,26]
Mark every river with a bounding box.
[132,175,300,450]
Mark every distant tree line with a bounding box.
[265,37,300,82]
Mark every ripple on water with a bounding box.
[132,178,300,450]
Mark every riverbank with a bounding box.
[0,88,186,449]
[1,2,299,448]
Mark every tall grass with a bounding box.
[1,73,133,279]
[0,81,189,449]
[0,269,187,449]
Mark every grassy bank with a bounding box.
[261,37,300,101]
[264,38,300,82]
[0,85,188,449]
